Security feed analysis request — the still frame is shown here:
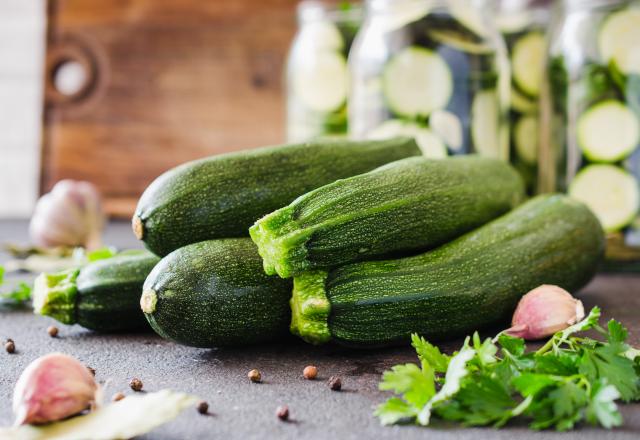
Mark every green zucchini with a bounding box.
[140,238,292,348]
[250,155,525,278]
[33,250,160,332]
[133,138,421,256]
[577,100,639,163]
[382,46,453,118]
[598,8,640,75]
[290,194,605,347]
[569,164,640,233]
[511,31,545,98]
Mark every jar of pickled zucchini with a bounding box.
[349,0,509,159]
[286,1,362,142]
[540,0,640,268]
[492,0,550,193]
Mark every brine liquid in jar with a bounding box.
[286,1,362,142]
[349,0,509,160]
[540,0,640,269]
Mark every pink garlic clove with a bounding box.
[506,284,585,341]
[29,180,105,250]
[13,352,100,425]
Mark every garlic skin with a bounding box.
[29,180,105,250]
[13,352,100,425]
[506,285,585,341]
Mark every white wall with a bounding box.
[0,0,45,218]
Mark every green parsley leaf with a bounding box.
[379,363,435,408]
[417,341,475,425]
[607,320,628,344]
[374,397,417,426]
[411,333,449,373]
[473,332,497,366]
[586,380,622,429]
[579,343,638,401]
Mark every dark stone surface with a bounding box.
[0,219,639,439]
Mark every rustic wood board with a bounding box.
[43,0,297,217]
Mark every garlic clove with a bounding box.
[13,352,100,425]
[29,180,105,250]
[506,284,585,341]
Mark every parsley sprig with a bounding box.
[0,266,32,306]
[375,307,640,431]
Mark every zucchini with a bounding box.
[471,89,503,157]
[292,50,348,113]
[368,119,448,158]
[250,155,525,278]
[511,31,545,97]
[382,46,453,118]
[429,109,463,151]
[598,8,640,75]
[569,164,640,233]
[140,238,292,348]
[290,194,605,347]
[514,115,539,165]
[133,138,421,256]
[577,100,640,163]
[33,251,160,332]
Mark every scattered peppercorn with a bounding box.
[87,366,96,376]
[248,369,262,383]
[129,378,143,392]
[328,376,342,391]
[5,340,15,354]
[276,405,289,421]
[197,400,209,415]
[47,326,59,337]
[303,365,318,380]
[112,392,125,402]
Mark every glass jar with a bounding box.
[492,0,550,193]
[349,0,509,159]
[540,0,640,268]
[286,1,362,142]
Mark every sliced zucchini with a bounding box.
[510,86,538,114]
[450,0,487,37]
[368,119,448,159]
[496,12,532,34]
[471,89,502,158]
[429,109,463,151]
[514,115,539,165]
[569,164,639,232]
[292,51,348,113]
[598,9,640,75]
[382,46,453,118]
[298,21,344,51]
[372,1,432,33]
[511,32,545,97]
[428,29,493,54]
[577,100,640,163]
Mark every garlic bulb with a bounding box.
[506,285,585,340]
[13,352,100,425]
[29,180,105,250]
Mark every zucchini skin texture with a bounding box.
[142,238,293,348]
[75,251,160,332]
[134,138,421,256]
[251,155,525,278]
[302,194,605,347]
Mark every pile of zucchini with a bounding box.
[33,137,605,349]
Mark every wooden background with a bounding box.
[43,0,298,217]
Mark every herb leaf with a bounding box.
[375,307,639,431]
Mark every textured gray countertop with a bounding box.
[0,219,639,439]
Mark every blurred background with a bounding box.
[1,0,298,219]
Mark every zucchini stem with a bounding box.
[290,271,332,345]
[32,269,80,325]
